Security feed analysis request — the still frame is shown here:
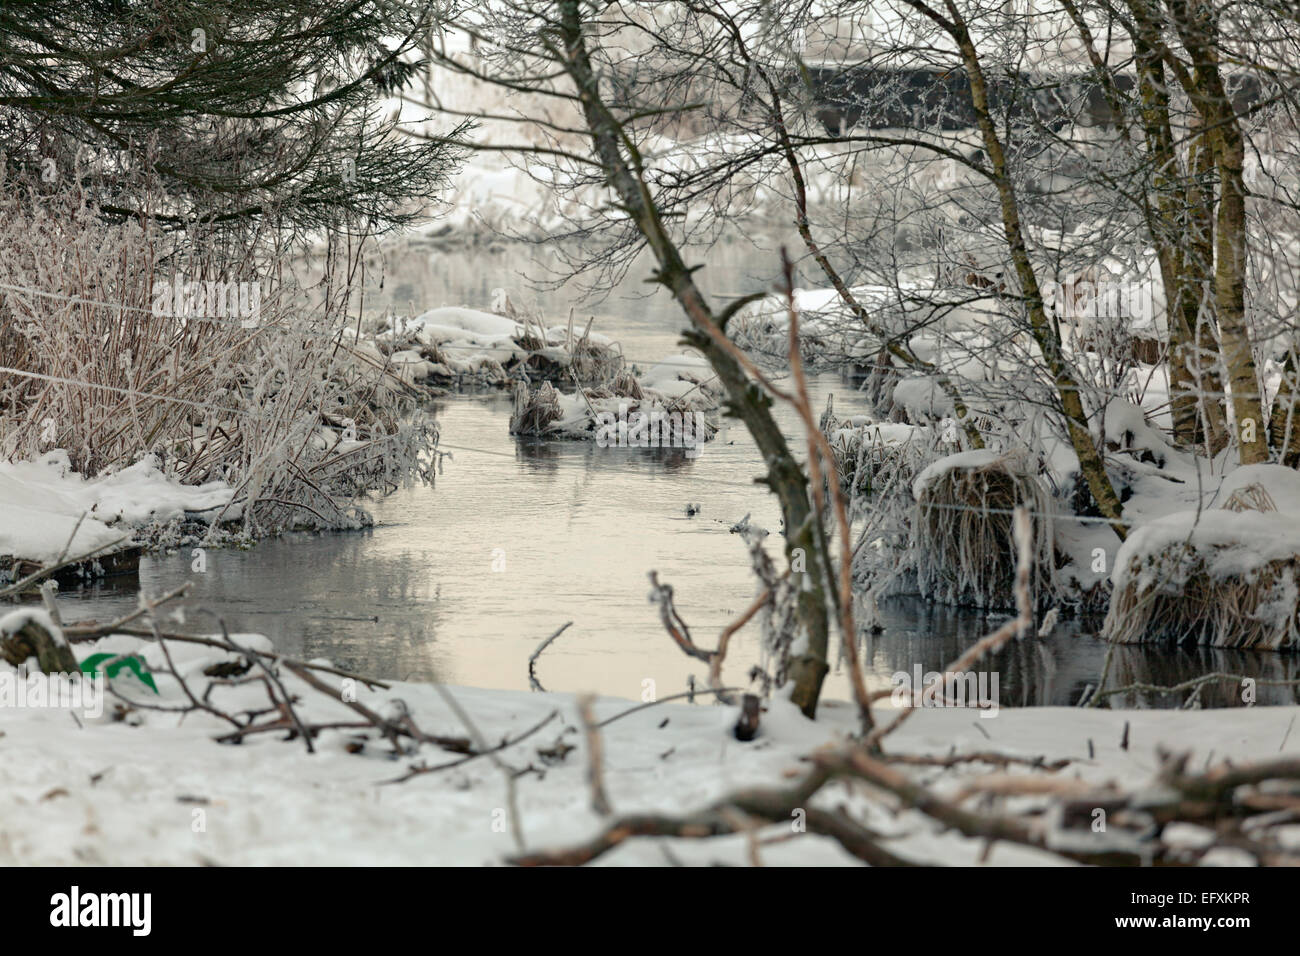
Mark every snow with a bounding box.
[0,608,65,646]
[1111,509,1300,592]
[397,305,523,342]
[382,305,526,370]
[379,304,619,382]
[1102,400,1175,466]
[893,376,955,421]
[828,421,921,447]
[1102,458,1300,597]
[1216,464,1300,512]
[3,629,1297,865]
[637,352,715,397]
[0,452,233,565]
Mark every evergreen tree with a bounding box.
[0,0,465,233]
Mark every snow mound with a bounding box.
[911,449,1002,500]
[0,452,233,565]
[382,306,525,370]
[1217,464,1300,515]
[1112,510,1300,592]
[893,376,956,422]
[636,352,717,402]
[1105,509,1300,650]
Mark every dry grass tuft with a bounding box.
[509,380,564,435]
[913,453,1056,609]
[1103,545,1300,651]
[1222,482,1278,514]
[0,180,436,536]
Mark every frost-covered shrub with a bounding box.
[0,178,437,537]
[821,402,936,501]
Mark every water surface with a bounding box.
[60,240,1300,709]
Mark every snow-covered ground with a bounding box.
[0,453,233,568]
[3,625,1297,865]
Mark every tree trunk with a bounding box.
[556,0,833,714]
[1167,0,1264,463]
[928,7,1128,536]
[1133,42,1200,447]
[1184,117,1229,453]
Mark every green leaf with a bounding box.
[80,653,159,694]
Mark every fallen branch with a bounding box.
[508,753,918,867]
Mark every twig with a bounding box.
[278,660,470,754]
[65,584,191,638]
[595,686,747,728]
[578,694,612,817]
[64,622,389,689]
[383,708,560,784]
[649,570,748,705]
[222,622,315,754]
[53,510,91,566]
[527,621,572,692]
[708,586,770,694]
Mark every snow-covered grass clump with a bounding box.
[509,352,721,447]
[1103,505,1300,651]
[912,450,1057,610]
[377,304,621,389]
[819,394,937,500]
[728,286,878,367]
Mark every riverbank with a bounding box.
[0,452,241,593]
[4,629,1297,865]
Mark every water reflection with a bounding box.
[864,598,1300,709]
[51,240,1300,710]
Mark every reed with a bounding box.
[0,179,436,536]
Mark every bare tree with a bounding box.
[401,0,1300,709]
